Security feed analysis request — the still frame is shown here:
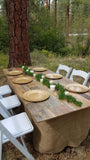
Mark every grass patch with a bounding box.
[0,50,90,86]
[31,49,90,72]
[0,53,8,69]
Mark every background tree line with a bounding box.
[0,0,90,57]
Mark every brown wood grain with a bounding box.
[3,68,90,122]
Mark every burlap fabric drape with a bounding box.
[26,107,90,153]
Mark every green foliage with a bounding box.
[0,0,90,57]
[0,53,8,69]
[30,26,66,53]
[29,0,66,53]
[69,36,90,57]
[0,16,9,53]
[36,74,42,81]
[43,78,50,88]
[55,83,65,93]
[22,66,28,73]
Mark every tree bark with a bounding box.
[66,0,69,39]
[46,0,48,11]
[54,0,57,29]
[48,0,50,11]
[48,0,50,16]
[6,0,31,67]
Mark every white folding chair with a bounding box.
[70,69,90,86]
[0,105,34,160]
[0,101,12,118]
[0,95,3,99]
[56,64,72,78]
[0,85,12,97]
[0,95,21,115]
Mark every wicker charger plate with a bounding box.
[65,83,89,93]
[33,67,47,72]
[45,73,63,79]
[13,76,33,84]
[23,89,50,102]
[7,70,23,76]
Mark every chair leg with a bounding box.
[9,109,15,115]
[11,138,35,160]
[20,136,28,151]
[0,124,35,160]
[0,131,2,160]
[0,95,3,99]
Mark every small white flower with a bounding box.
[42,75,45,78]
[30,70,34,73]
[40,79,43,83]
[33,73,36,77]
[49,80,53,84]
[65,91,69,95]
[22,66,24,68]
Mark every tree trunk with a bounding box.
[54,0,57,29]
[46,0,48,11]
[48,0,50,11]
[66,0,69,39]
[6,0,31,68]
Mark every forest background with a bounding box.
[0,0,90,57]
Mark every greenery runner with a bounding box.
[20,65,82,107]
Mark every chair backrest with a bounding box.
[70,69,90,85]
[56,64,72,78]
[0,95,3,99]
[0,101,12,118]
[0,121,34,160]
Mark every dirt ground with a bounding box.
[0,70,90,160]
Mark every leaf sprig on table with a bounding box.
[21,66,82,107]
[36,74,42,81]
[57,86,82,106]
[22,65,28,74]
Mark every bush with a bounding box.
[29,29,66,53]
[0,17,9,53]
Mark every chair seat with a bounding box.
[0,95,21,110]
[0,85,12,96]
[1,112,34,143]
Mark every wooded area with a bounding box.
[0,0,90,59]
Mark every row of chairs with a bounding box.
[56,64,90,86]
[0,86,35,160]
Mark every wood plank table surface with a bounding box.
[3,67,90,153]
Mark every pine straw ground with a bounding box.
[0,69,90,160]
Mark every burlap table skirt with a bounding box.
[26,107,90,153]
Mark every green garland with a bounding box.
[21,66,82,107]
[36,74,42,81]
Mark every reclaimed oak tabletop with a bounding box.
[3,67,90,122]
[3,67,90,153]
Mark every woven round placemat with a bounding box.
[13,76,33,84]
[7,70,23,76]
[33,67,47,72]
[23,89,50,102]
[45,74,63,79]
[65,83,89,93]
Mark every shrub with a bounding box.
[29,29,66,53]
[0,17,9,53]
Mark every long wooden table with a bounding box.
[3,68,90,153]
